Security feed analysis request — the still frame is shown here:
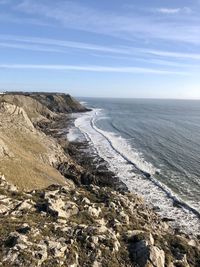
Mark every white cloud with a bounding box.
[157,8,181,14]
[144,49,200,60]
[13,1,200,45]
[0,64,187,75]
[0,42,66,53]
[0,35,128,55]
[156,7,192,14]
[1,34,200,67]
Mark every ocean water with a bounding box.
[68,98,200,235]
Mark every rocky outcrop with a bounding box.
[0,102,35,130]
[0,94,56,123]
[29,92,90,113]
[2,92,90,114]
[0,176,200,267]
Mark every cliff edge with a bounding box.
[0,92,199,267]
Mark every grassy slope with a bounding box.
[0,102,66,191]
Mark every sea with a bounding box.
[68,98,200,235]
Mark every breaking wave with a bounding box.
[73,108,200,235]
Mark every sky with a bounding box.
[0,0,200,98]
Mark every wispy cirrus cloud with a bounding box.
[0,41,67,53]
[0,64,187,75]
[0,34,128,55]
[12,0,200,45]
[143,49,200,60]
[1,34,200,67]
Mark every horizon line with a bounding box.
[1,90,200,101]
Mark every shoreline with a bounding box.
[68,107,200,236]
[38,112,128,192]
[1,93,200,266]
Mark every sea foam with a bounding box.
[73,108,200,235]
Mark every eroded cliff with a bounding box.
[0,92,199,267]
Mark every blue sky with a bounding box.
[0,0,200,98]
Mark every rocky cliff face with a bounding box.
[2,92,89,114]
[29,92,89,113]
[0,94,56,123]
[0,93,200,267]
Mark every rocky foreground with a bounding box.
[0,92,200,267]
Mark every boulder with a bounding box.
[47,197,79,219]
[149,246,165,267]
[129,233,165,267]
[15,199,35,212]
[47,239,68,258]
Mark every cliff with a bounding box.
[2,92,89,114]
[0,92,87,190]
[0,93,199,267]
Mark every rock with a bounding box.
[17,199,35,211]
[0,175,18,193]
[0,204,9,214]
[174,254,190,267]
[16,223,31,234]
[161,222,169,231]
[0,197,14,215]
[15,243,28,250]
[130,239,149,266]
[129,237,165,267]
[89,236,99,248]
[82,197,91,205]
[57,218,67,224]
[97,225,108,234]
[126,230,145,239]
[5,232,20,248]
[188,238,200,250]
[149,246,165,267]
[149,233,155,246]
[61,182,75,193]
[46,196,79,219]
[36,242,48,266]
[109,201,116,209]
[127,231,154,246]
[119,210,129,224]
[45,187,60,198]
[65,250,79,267]
[8,183,18,192]
[0,102,35,130]
[47,239,67,258]
[92,260,102,267]
[4,250,19,264]
[112,235,121,252]
[88,206,101,218]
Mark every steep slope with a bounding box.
[0,102,68,190]
[29,92,89,113]
[0,94,56,123]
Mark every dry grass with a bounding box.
[0,158,65,191]
[0,110,66,191]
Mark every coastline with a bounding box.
[0,93,200,267]
[68,106,200,236]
